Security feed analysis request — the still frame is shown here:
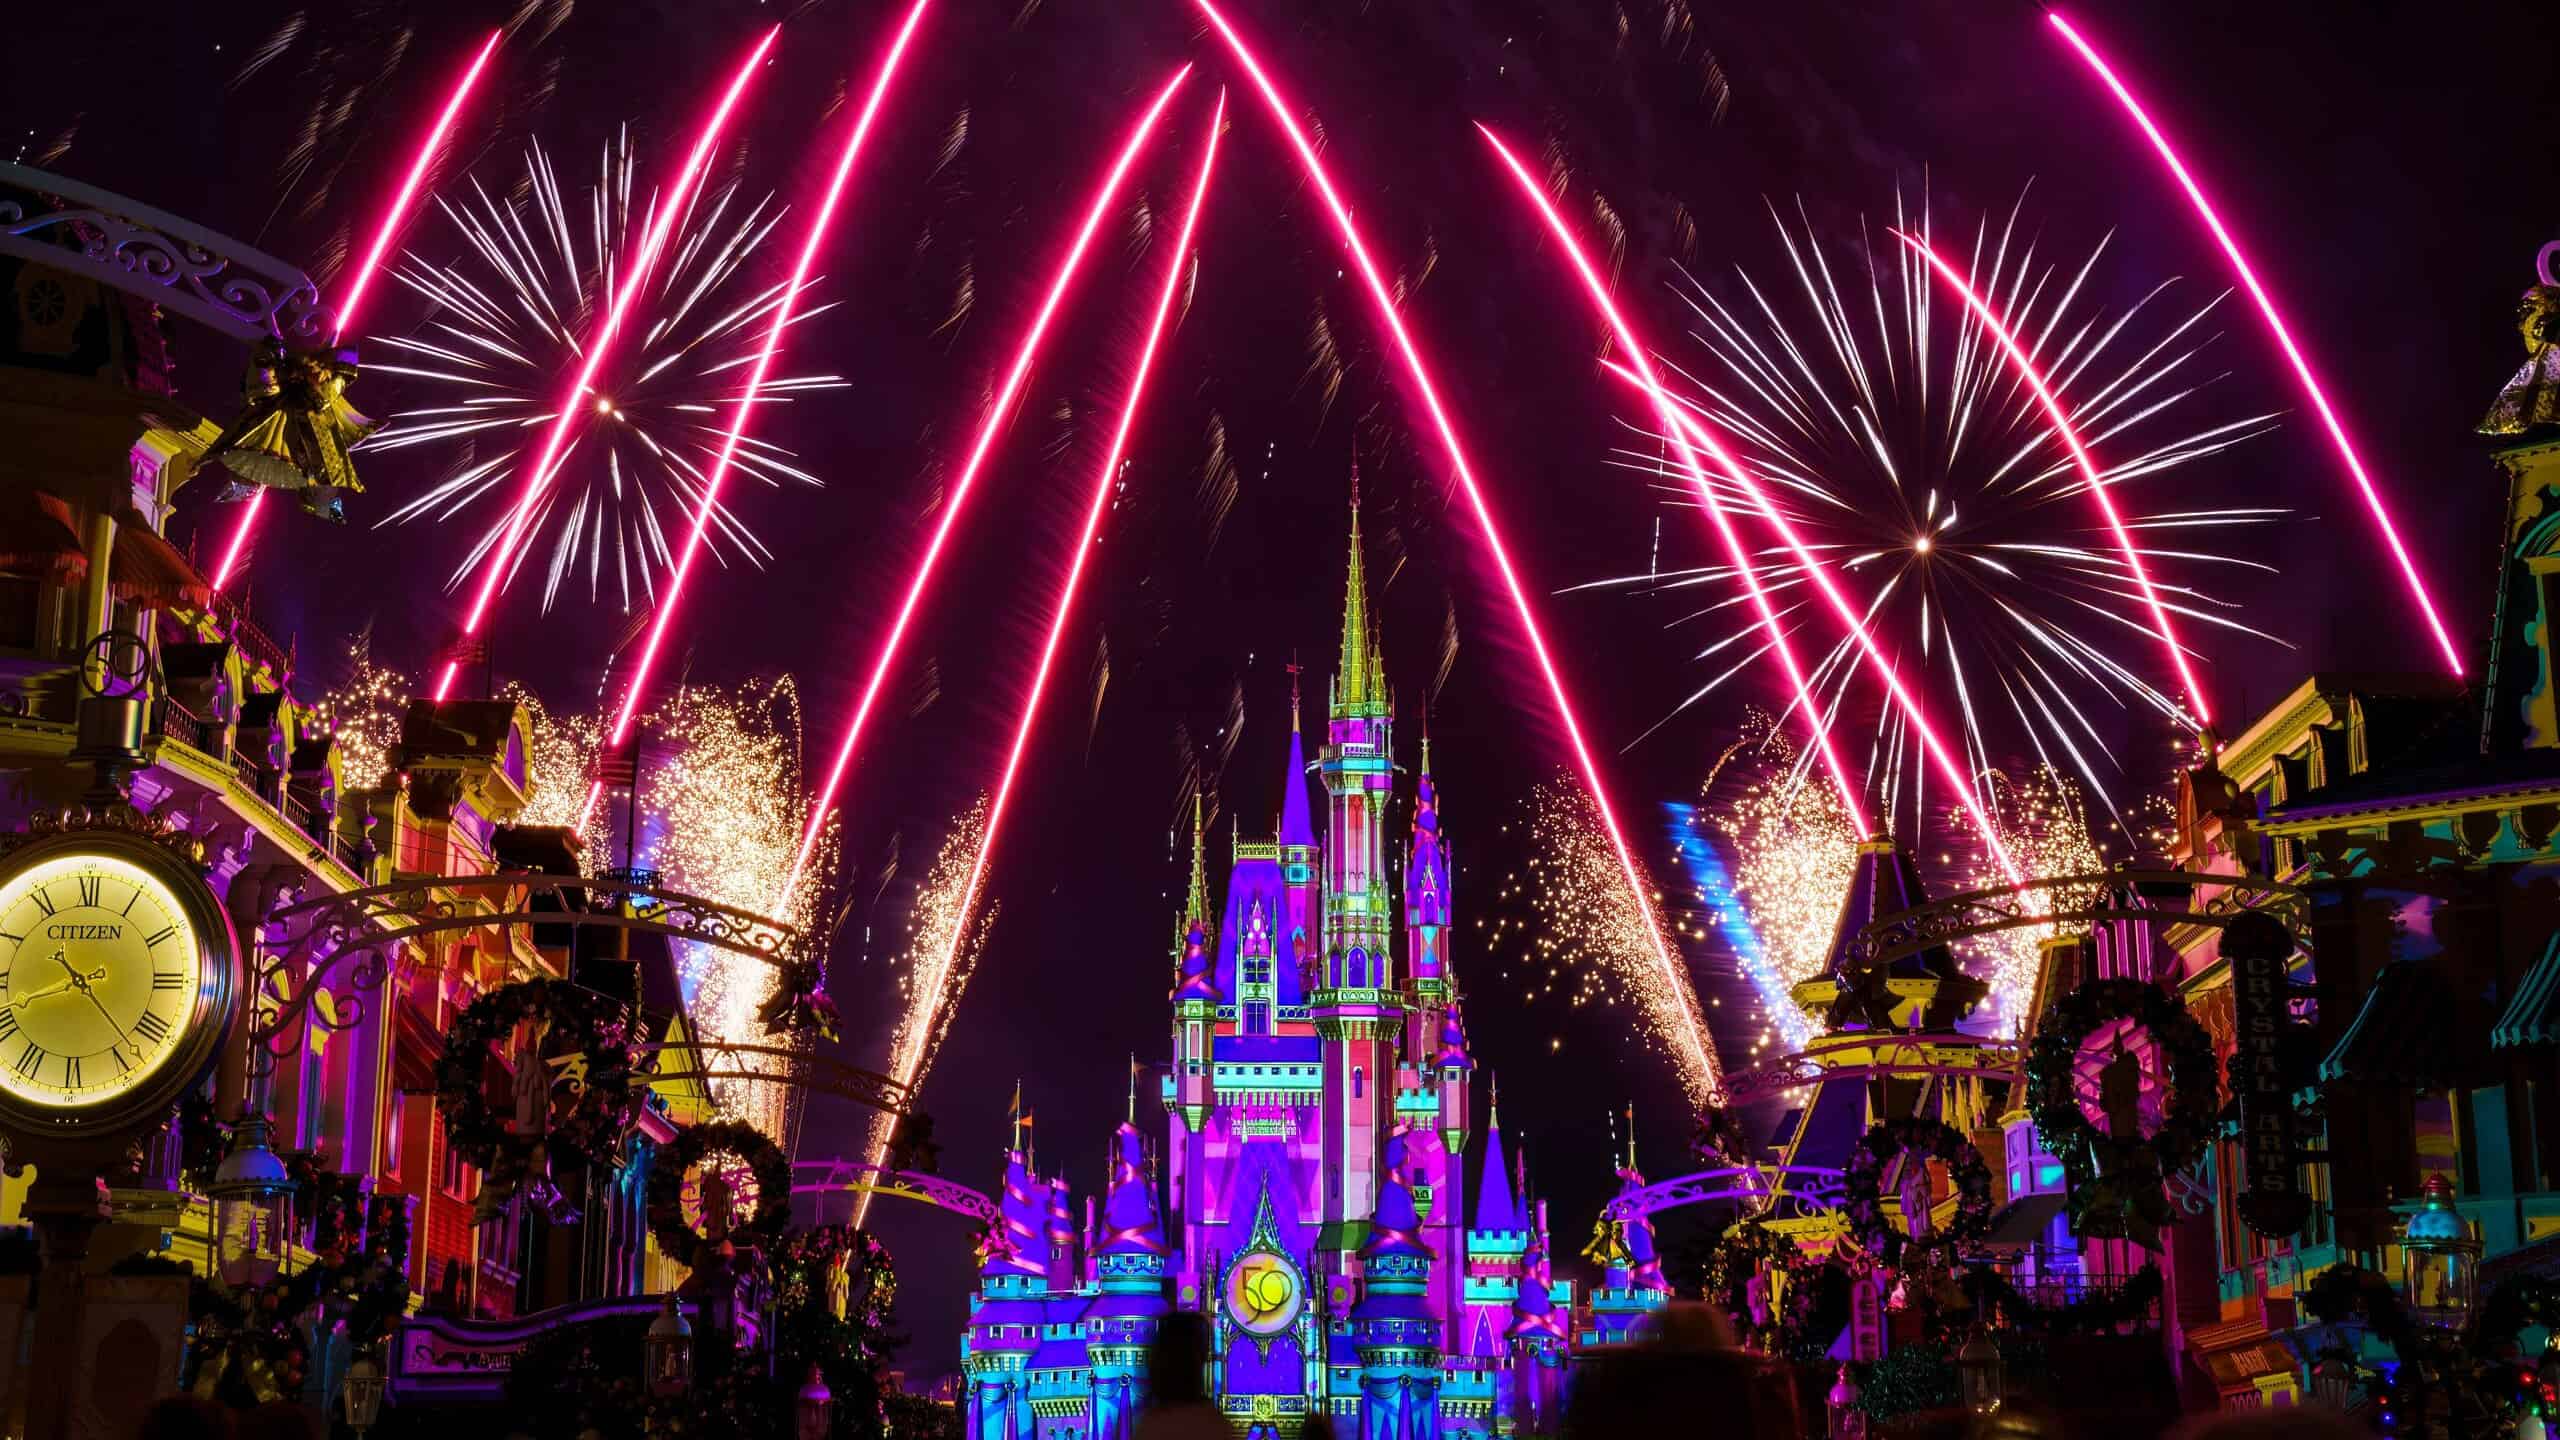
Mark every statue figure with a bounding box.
[826,1244,853,1321]
[699,1165,736,1246]
[1896,1157,1935,1241]
[2480,281,2560,436]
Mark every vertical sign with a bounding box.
[2225,912,2312,1238]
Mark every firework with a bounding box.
[2048,12,2464,676]
[786,68,1194,896]
[600,0,938,758]
[1948,765,2106,1033]
[853,798,996,1225]
[211,29,503,596]
[307,628,415,791]
[431,29,779,701]
[1597,195,2283,843]
[366,126,838,616]
[1193,0,1716,1100]
[1485,777,1719,1108]
[1703,724,1860,1052]
[638,677,837,1142]
[501,683,608,855]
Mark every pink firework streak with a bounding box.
[2046,12,2463,678]
[890,95,1225,1180]
[1894,228,2211,728]
[1189,0,1722,1099]
[431,27,780,703]
[1474,127,1873,844]
[578,0,941,835]
[783,67,1195,898]
[209,29,503,595]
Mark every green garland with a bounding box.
[1701,1219,1825,1356]
[1841,1116,1997,1267]
[2303,1266,2560,1438]
[646,1119,794,1266]
[2023,978,2216,1235]
[179,1181,413,1410]
[1848,1334,2048,1423]
[432,978,637,1172]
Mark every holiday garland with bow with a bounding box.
[1841,1116,1997,1267]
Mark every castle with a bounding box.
[961,494,1665,1437]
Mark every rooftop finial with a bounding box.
[1286,650,1303,734]
[1184,791,1209,924]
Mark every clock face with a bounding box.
[0,850,206,1110]
[1223,1248,1303,1337]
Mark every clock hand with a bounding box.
[8,968,106,1009]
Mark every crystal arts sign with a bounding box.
[2225,912,2311,1238]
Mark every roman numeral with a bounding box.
[30,890,54,919]
[110,1048,131,1073]
[143,926,175,949]
[61,1056,79,1089]
[122,887,140,916]
[75,876,101,908]
[0,1012,16,1041]
[154,970,186,990]
[13,1043,40,1077]
[134,1012,172,1046]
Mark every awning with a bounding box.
[107,506,211,611]
[2492,935,2560,1051]
[2319,958,2454,1086]
[0,490,87,586]
[1982,1191,2070,1248]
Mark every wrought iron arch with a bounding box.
[1599,1165,1847,1223]
[634,1041,910,1119]
[789,1158,998,1224]
[1846,868,2312,969]
[0,162,334,341]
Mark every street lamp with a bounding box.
[646,1292,693,1399]
[797,1363,835,1440]
[341,1350,386,1437]
[1827,1364,1868,1440]
[2312,1355,2356,1410]
[2399,1176,2481,1330]
[1957,1330,2005,1416]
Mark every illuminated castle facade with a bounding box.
[962,495,1594,1438]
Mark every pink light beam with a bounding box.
[1189,0,1724,1102]
[578,0,940,836]
[1894,227,2212,729]
[909,95,1224,1173]
[2046,11,2464,678]
[1474,126,1874,844]
[781,67,1194,901]
[209,29,503,595]
[432,26,780,702]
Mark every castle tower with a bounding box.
[962,1149,1052,1436]
[1402,733,1452,1072]
[1458,1079,1521,1362]
[1352,1127,1443,1440]
[1316,486,1403,1243]
[1505,1203,1569,1437]
[1087,1123,1171,1440]
[1279,662,1321,986]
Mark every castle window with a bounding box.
[1243,1001,1270,1034]
[1349,948,1368,987]
[1353,1066,1364,1100]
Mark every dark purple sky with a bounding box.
[12,0,2555,1374]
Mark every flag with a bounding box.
[1008,1079,1034,1131]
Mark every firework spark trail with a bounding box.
[783,67,1194,898]
[917,94,1223,1130]
[580,0,942,836]
[2047,12,2464,678]
[1476,125,1873,843]
[432,27,779,702]
[210,29,503,595]
[1630,389,2028,885]
[1894,229,2211,728]
[851,798,994,1227]
[1950,765,2103,1034]
[1189,1,1721,1102]
[1666,798,1818,1056]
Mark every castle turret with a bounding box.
[1087,1124,1170,1440]
[1171,800,1219,1134]
[1317,484,1402,1243]
[1403,732,1453,1071]
[1279,662,1320,985]
[1505,1204,1568,1436]
[1352,1127,1443,1439]
[1434,1002,1473,1159]
[963,1149,1052,1437]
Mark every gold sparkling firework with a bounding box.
[853,797,996,1225]
[308,628,413,791]
[1708,722,1858,1053]
[503,683,607,854]
[1486,775,1716,1107]
[1949,764,2105,1035]
[640,677,837,1143]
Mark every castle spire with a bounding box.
[1333,481,1386,720]
[1184,792,1209,927]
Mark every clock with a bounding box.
[0,827,239,1137]
[1222,1246,1304,1338]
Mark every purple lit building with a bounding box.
[963,494,1589,1438]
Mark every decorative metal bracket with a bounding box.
[1846,867,2311,968]
[787,1159,997,1224]
[1600,1164,1848,1223]
[0,162,334,342]
[633,1040,910,1119]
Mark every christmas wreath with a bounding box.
[1703,1220,1820,1352]
[2023,978,2217,1234]
[1841,1116,1996,1266]
[433,978,637,1172]
[646,1119,794,1265]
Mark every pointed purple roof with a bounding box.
[1213,856,1307,1008]
[1173,919,1220,1005]
[1279,721,1315,848]
[1435,1002,1473,1071]
[984,1150,1048,1279]
[1822,839,1985,1028]
[1098,1123,1167,1256]
[1472,1121,1519,1232]
[1508,1236,1565,1340]
[1361,1129,1432,1261]
[1616,1166,1667,1292]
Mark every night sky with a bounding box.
[10,0,2555,1375]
